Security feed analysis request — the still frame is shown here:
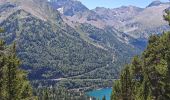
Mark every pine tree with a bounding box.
[0,28,4,33]
[164,9,170,25]
[0,39,36,99]
[0,40,6,99]
[102,95,106,100]
[43,89,49,100]
[121,66,133,100]
[111,80,121,100]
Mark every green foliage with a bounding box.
[102,95,106,100]
[0,40,36,100]
[112,33,170,100]
[164,9,170,25]
[0,28,4,33]
[34,86,89,100]
[32,79,113,93]
[112,10,170,100]
[111,81,121,100]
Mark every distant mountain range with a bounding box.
[0,0,169,88]
[50,0,170,39]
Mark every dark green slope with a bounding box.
[78,24,141,57]
[71,24,143,79]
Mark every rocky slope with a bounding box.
[123,2,170,38]
[51,0,170,39]
[49,0,89,16]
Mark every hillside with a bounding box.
[0,0,142,85]
[1,0,168,91]
[0,0,107,79]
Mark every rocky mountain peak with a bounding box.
[147,0,166,7]
[0,0,62,23]
[49,0,89,16]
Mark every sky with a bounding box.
[77,0,169,9]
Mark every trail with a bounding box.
[50,78,117,81]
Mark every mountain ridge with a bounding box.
[50,0,170,39]
[147,0,169,7]
[49,0,89,16]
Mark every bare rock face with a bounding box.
[0,0,62,23]
[49,0,89,16]
[124,3,170,38]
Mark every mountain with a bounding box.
[49,0,89,16]
[51,0,170,39]
[1,0,167,90]
[0,0,63,22]
[0,0,142,86]
[123,2,170,38]
[0,0,108,80]
[147,0,166,7]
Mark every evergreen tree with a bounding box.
[43,89,49,100]
[111,80,121,100]
[0,38,36,99]
[164,9,170,25]
[0,40,6,99]
[0,28,36,99]
[0,28,4,33]
[102,95,106,100]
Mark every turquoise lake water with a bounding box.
[86,88,112,100]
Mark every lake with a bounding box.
[86,88,112,100]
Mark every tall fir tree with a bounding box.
[0,29,36,99]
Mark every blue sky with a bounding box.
[78,0,169,9]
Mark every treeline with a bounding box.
[111,10,170,100]
[33,86,90,100]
